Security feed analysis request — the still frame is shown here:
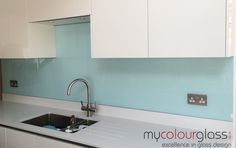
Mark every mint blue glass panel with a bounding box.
[2,23,233,121]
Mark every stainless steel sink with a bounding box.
[22,113,97,133]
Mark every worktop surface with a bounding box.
[0,101,232,148]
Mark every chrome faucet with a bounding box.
[67,78,96,117]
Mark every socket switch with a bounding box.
[10,80,18,87]
[187,93,207,106]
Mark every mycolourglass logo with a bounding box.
[143,129,231,143]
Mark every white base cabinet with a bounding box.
[0,127,6,148]
[6,129,35,148]
[4,128,86,148]
[35,135,86,148]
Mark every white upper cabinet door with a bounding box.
[0,0,9,55]
[149,0,226,58]
[28,0,91,22]
[6,0,29,58]
[91,0,148,58]
[0,0,56,59]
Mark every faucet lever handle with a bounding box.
[80,101,96,112]
[90,102,96,112]
[93,102,97,110]
[80,101,84,106]
[81,101,87,110]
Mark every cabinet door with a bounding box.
[28,0,91,22]
[35,135,86,148]
[91,0,148,58]
[6,129,35,148]
[6,128,87,148]
[5,0,28,58]
[149,0,226,57]
[0,127,6,148]
[0,0,56,59]
[0,0,9,54]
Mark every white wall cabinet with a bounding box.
[91,0,148,58]
[91,0,232,58]
[28,0,91,22]
[0,0,8,57]
[0,0,55,59]
[149,0,227,58]
[0,127,6,148]
[6,128,86,148]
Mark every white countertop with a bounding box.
[0,100,232,148]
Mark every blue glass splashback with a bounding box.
[2,23,233,121]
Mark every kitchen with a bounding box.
[0,0,234,147]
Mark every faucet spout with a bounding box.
[67,78,95,117]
